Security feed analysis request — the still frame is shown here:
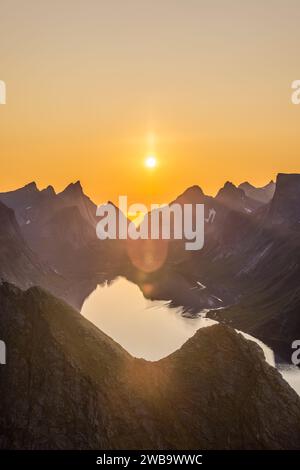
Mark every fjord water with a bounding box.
[81,277,300,395]
[81,277,216,360]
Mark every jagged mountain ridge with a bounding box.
[0,181,96,228]
[1,175,299,359]
[239,180,275,204]
[0,182,106,278]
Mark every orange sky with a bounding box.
[1,1,300,205]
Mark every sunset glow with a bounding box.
[145,156,157,169]
[1,2,300,206]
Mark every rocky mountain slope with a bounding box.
[0,200,99,310]
[203,174,300,360]
[0,181,102,277]
[1,282,300,450]
[0,201,52,289]
[0,182,55,226]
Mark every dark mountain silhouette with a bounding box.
[0,182,55,226]
[0,200,97,309]
[239,180,275,205]
[1,175,300,450]
[172,184,206,204]
[170,182,260,240]
[26,205,98,276]
[216,181,261,213]
[0,180,96,228]
[130,173,299,361]
[0,181,107,279]
[267,173,300,227]
[205,174,300,360]
[1,281,300,450]
[122,181,272,312]
[0,201,47,289]
[143,182,259,276]
[1,174,300,359]
[56,181,97,226]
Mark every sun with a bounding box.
[145,155,157,168]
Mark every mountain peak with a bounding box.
[173,185,205,205]
[2,282,300,450]
[42,185,56,196]
[183,185,204,197]
[61,181,83,195]
[276,173,300,187]
[239,180,275,190]
[23,181,38,191]
[217,181,245,200]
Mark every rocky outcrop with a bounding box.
[0,201,48,289]
[267,173,300,227]
[1,282,300,449]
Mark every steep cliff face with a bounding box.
[1,282,300,450]
[0,202,48,289]
[206,174,300,359]
[267,173,300,227]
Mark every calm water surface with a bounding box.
[81,277,300,395]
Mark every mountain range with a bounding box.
[1,174,300,360]
[1,174,300,449]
